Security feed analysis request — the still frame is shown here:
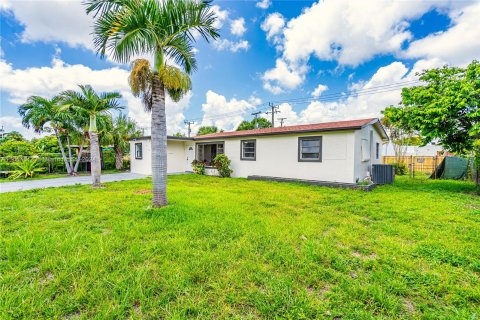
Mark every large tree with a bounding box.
[18,96,76,175]
[197,126,219,136]
[86,0,219,207]
[385,60,480,183]
[236,118,272,131]
[62,85,122,187]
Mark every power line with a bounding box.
[183,80,423,124]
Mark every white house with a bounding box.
[129,118,388,184]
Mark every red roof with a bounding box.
[195,118,380,140]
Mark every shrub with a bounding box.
[8,159,45,180]
[213,154,233,178]
[0,141,35,156]
[392,162,407,175]
[191,160,206,175]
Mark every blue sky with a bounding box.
[1,0,479,138]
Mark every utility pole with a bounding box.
[265,103,280,127]
[184,120,194,137]
[251,111,262,128]
[279,118,287,127]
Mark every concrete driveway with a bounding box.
[0,172,148,193]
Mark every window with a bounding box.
[196,142,224,166]
[376,142,380,159]
[241,140,256,160]
[135,143,143,159]
[298,136,322,162]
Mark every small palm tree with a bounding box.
[86,0,219,207]
[61,85,123,187]
[108,113,141,170]
[18,96,75,175]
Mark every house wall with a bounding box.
[129,139,189,175]
[130,123,386,184]
[195,130,357,183]
[353,125,384,182]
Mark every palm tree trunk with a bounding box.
[66,135,74,174]
[115,147,124,170]
[89,131,102,187]
[73,134,86,174]
[54,129,72,175]
[151,75,168,207]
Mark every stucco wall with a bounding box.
[130,139,189,174]
[130,124,384,184]
[195,131,357,183]
[353,125,384,182]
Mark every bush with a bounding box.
[8,159,45,180]
[213,154,233,178]
[191,160,206,175]
[102,149,116,170]
[0,141,35,156]
[392,162,407,175]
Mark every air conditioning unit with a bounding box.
[372,164,395,184]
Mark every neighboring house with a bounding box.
[383,143,448,157]
[129,118,388,184]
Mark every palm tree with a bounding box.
[18,96,75,175]
[85,0,219,207]
[61,85,122,187]
[108,113,140,170]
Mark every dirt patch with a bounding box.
[134,189,151,194]
[352,251,377,260]
[404,299,415,314]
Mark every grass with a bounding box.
[0,169,128,182]
[0,175,479,319]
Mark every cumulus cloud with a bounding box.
[230,18,247,36]
[272,61,430,125]
[211,4,229,29]
[261,12,285,45]
[260,0,477,93]
[195,90,261,132]
[0,0,93,49]
[404,1,480,67]
[262,59,307,94]
[0,55,191,136]
[311,84,328,98]
[256,0,271,10]
[213,39,249,53]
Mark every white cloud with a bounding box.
[404,1,480,67]
[0,55,191,136]
[1,0,93,49]
[262,59,307,94]
[275,61,424,125]
[211,5,229,29]
[260,0,477,93]
[261,13,285,45]
[256,0,271,10]
[230,18,247,36]
[312,84,328,98]
[213,39,249,53]
[196,90,260,132]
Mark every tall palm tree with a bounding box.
[61,85,123,187]
[18,96,75,175]
[85,0,219,207]
[108,113,141,170]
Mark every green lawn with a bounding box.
[1,176,479,319]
